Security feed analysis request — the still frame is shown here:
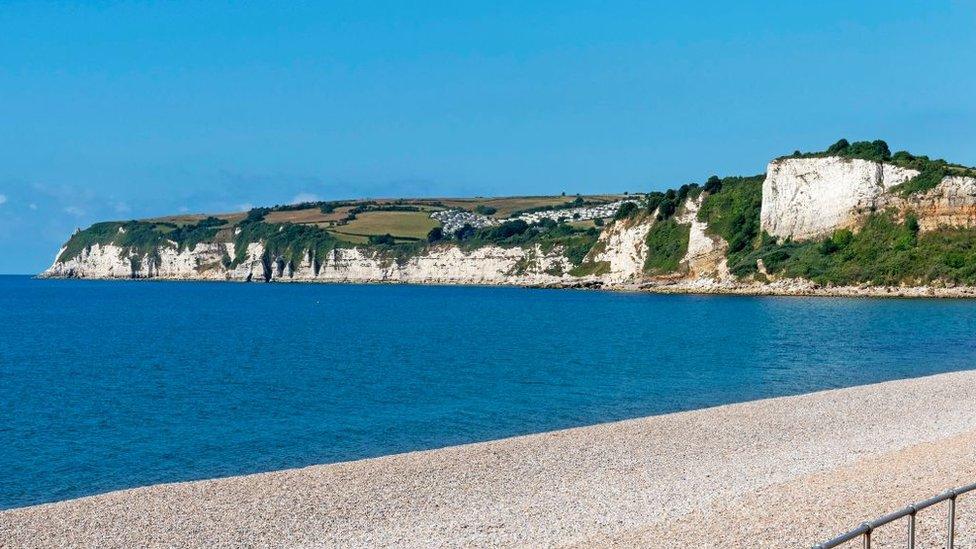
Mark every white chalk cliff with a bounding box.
[761,156,976,241]
[44,241,585,286]
[760,157,919,240]
[42,154,976,287]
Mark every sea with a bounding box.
[2,275,976,509]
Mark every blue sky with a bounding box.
[2,1,975,273]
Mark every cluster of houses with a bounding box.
[430,199,640,235]
[429,209,498,235]
[512,200,638,225]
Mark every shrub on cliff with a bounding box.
[848,140,891,162]
[676,183,700,204]
[703,176,722,194]
[487,220,530,240]
[169,217,228,252]
[826,139,850,155]
[427,227,444,243]
[794,138,892,162]
[368,234,396,245]
[454,224,476,240]
[644,192,663,214]
[614,202,638,220]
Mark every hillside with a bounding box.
[43,140,976,294]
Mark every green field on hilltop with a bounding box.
[330,211,440,241]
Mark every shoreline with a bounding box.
[4,370,976,547]
[36,272,976,299]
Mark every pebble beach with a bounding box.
[3,370,976,548]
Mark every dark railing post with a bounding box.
[862,524,871,549]
[906,506,916,549]
[947,493,956,548]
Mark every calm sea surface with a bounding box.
[2,275,976,509]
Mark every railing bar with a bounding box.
[815,525,870,547]
[956,481,976,495]
[868,508,914,528]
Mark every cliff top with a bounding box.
[776,138,976,196]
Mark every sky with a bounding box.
[1,1,975,273]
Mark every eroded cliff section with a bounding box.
[889,175,976,231]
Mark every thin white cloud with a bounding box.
[0,194,7,206]
[64,206,85,217]
[29,203,37,210]
[290,192,320,204]
[236,203,253,212]
[113,201,131,214]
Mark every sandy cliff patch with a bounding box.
[676,196,729,280]
[889,175,976,231]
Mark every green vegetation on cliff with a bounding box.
[788,138,893,163]
[455,218,600,267]
[230,220,348,268]
[737,212,976,286]
[693,167,976,285]
[643,219,690,274]
[696,175,764,275]
[60,217,228,262]
[642,183,701,222]
[886,149,976,197]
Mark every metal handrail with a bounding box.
[814,481,976,548]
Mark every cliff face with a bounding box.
[760,157,919,240]
[44,241,586,286]
[41,151,976,289]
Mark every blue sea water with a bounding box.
[2,275,976,509]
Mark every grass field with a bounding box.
[264,207,352,225]
[332,211,440,240]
